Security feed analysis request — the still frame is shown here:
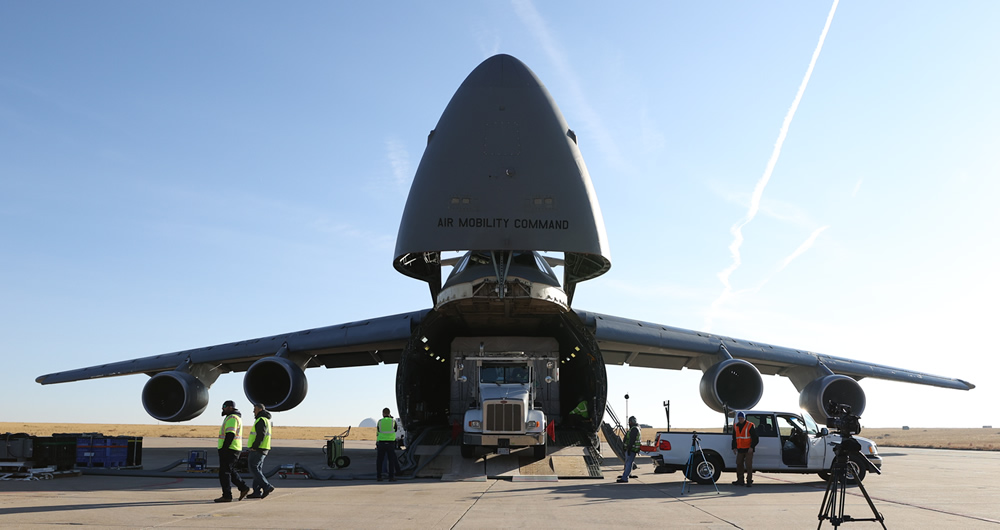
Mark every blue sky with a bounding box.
[2,2,997,430]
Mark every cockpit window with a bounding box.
[445,250,559,285]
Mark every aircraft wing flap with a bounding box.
[574,310,975,391]
[37,309,429,385]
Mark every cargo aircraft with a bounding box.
[37,55,973,440]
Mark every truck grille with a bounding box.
[484,402,524,433]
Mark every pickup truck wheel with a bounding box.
[819,457,867,483]
[460,443,474,459]
[846,456,867,483]
[685,453,723,484]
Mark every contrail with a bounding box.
[704,0,840,331]
[778,226,829,273]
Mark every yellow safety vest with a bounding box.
[249,416,271,450]
[218,414,243,451]
[625,426,641,452]
[570,400,589,419]
[377,416,396,442]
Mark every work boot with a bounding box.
[731,480,744,485]
[245,492,263,499]
[261,486,274,499]
[615,478,627,483]
[214,496,233,503]
[238,487,250,501]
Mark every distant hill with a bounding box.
[359,417,377,428]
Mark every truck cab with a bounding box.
[741,411,829,470]
[452,337,557,459]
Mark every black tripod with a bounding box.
[817,437,885,529]
[681,433,719,495]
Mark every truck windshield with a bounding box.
[480,364,529,384]
[801,410,820,435]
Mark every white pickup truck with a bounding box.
[647,410,882,484]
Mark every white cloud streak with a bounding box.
[704,0,840,331]
[510,0,627,171]
[384,137,411,192]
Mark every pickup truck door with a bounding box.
[802,414,828,469]
[745,413,780,470]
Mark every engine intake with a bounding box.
[798,374,866,425]
[244,356,308,411]
[699,359,764,413]
[142,371,210,422]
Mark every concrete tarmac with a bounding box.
[1,438,998,528]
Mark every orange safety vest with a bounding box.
[735,421,754,450]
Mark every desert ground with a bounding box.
[2,422,998,450]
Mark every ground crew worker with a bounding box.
[245,403,275,499]
[215,400,250,502]
[375,407,400,482]
[568,398,589,425]
[731,411,759,487]
[616,416,641,483]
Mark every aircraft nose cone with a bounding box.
[460,54,541,90]
[394,54,611,294]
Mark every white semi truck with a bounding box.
[451,337,560,459]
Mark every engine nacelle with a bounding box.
[699,359,764,413]
[244,356,308,411]
[798,374,866,425]
[142,371,210,422]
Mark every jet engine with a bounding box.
[798,374,866,425]
[243,356,309,411]
[142,371,210,422]
[699,359,764,413]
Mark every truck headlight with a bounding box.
[468,420,481,429]
[526,421,540,429]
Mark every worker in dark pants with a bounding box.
[215,400,250,502]
[245,403,275,499]
[731,411,759,487]
[375,407,400,482]
[616,416,641,483]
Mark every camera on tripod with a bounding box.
[825,400,862,436]
[817,400,886,528]
[825,400,879,475]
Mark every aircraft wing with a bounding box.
[36,309,431,385]
[573,310,974,390]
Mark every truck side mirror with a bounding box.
[454,361,467,382]
[545,361,558,383]
[818,427,829,437]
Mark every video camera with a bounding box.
[825,400,862,436]
[825,401,880,475]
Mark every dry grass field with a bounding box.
[2,423,998,450]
